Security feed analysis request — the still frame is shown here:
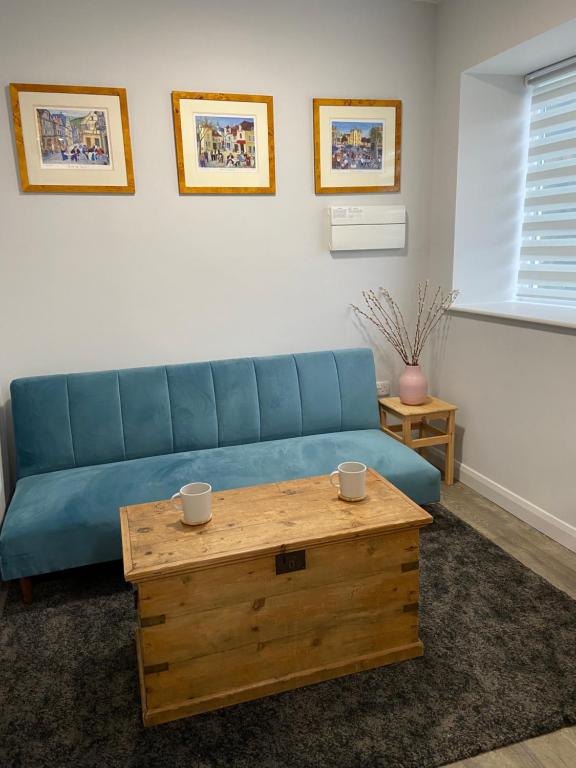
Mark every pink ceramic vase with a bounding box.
[399,365,428,405]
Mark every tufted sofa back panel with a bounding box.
[11,348,380,478]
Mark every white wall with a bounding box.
[0,0,436,500]
[430,0,576,549]
[453,74,529,303]
[5,0,574,551]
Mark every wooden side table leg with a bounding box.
[419,417,427,459]
[402,416,412,448]
[380,406,387,430]
[445,412,455,485]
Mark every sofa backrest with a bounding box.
[11,348,380,479]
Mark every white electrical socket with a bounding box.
[376,380,390,397]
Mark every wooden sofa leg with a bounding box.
[20,576,33,604]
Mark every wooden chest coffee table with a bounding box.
[120,469,433,726]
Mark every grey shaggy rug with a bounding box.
[1,503,575,768]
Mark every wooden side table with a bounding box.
[378,396,458,485]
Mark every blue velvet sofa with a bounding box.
[0,348,439,583]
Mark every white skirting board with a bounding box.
[427,448,576,554]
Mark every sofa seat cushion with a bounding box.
[0,429,439,580]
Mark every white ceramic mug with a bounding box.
[172,482,212,525]
[330,461,367,501]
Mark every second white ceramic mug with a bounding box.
[172,482,212,525]
[330,461,367,501]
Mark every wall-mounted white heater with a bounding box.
[328,205,406,251]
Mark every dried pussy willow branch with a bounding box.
[351,282,459,365]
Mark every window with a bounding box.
[518,59,576,303]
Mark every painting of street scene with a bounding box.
[195,115,256,169]
[35,107,110,166]
[331,120,383,170]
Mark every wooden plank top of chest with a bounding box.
[120,468,432,583]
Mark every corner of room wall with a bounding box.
[427,0,576,552]
[452,73,529,303]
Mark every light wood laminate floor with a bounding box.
[441,482,576,768]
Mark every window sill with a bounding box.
[449,301,576,331]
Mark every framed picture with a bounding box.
[10,83,135,194]
[172,91,275,194]
[313,99,401,194]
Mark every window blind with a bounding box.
[518,59,576,303]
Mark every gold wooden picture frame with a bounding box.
[10,83,135,194]
[313,98,402,194]
[172,91,275,195]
